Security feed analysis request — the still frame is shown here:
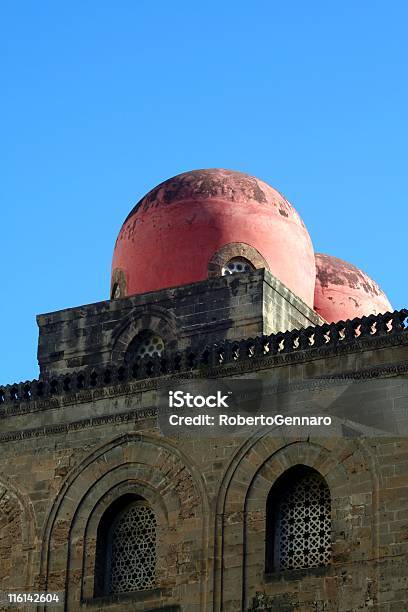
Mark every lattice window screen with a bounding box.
[134,333,164,358]
[125,331,165,362]
[222,257,254,275]
[108,501,156,593]
[275,471,331,570]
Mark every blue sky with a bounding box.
[1,1,407,384]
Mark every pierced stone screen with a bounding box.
[275,471,331,570]
[109,502,156,593]
[221,257,254,275]
[125,331,165,362]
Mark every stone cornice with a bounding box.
[1,309,407,413]
[1,353,407,444]
[0,407,157,443]
[0,355,407,433]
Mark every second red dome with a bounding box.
[314,253,392,323]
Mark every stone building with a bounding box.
[0,169,407,611]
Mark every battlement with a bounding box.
[1,308,407,407]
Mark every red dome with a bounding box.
[314,253,392,323]
[112,169,316,306]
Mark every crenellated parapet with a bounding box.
[1,309,407,407]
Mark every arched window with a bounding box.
[221,257,255,276]
[110,268,127,299]
[265,466,331,573]
[111,283,121,299]
[125,330,165,362]
[94,495,157,596]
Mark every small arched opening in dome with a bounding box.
[222,257,255,276]
[111,283,121,299]
[208,242,269,279]
[110,268,127,300]
[125,330,165,362]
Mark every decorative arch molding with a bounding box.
[66,467,176,605]
[81,478,170,599]
[213,432,382,612]
[208,242,269,278]
[0,476,37,590]
[110,305,179,362]
[40,433,210,610]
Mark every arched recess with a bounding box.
[0,477,37,591]
[264,464,332,573]
[39,433,209,611]
[213,432,382,612]
[83,479,167,599]
[110,306,179,362]
[208,242,269,278]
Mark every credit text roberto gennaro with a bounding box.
[168,414,332,426]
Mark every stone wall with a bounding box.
[1,333,408,611]
[36,270,323,377]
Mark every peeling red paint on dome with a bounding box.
[314,253,392,323]
[121,169,305,227]
[112,169,316,306]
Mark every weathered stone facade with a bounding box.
[36,270,323,376]
[0,272,407,611]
